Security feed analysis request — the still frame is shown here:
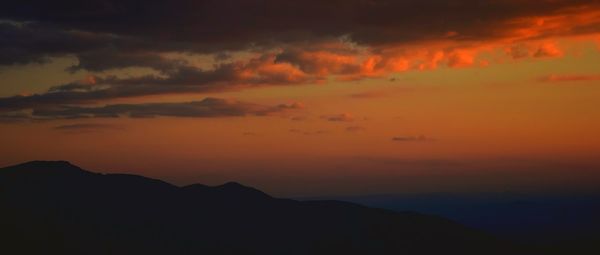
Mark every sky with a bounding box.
[1,0,600,196]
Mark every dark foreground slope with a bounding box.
[0,161,524,255]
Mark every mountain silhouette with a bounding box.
[0,161,525,255]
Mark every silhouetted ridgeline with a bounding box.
[1,161,524,255]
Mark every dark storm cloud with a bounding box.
[0,21,192,70]
[0,21,106,65]
[2,0,598,67]
[5,1,598,45]
[30,98,299,119]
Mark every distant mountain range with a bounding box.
[303,192,600,254]
[0,161,526,255]
[316,193,600,237]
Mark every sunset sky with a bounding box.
[1,0,600,196]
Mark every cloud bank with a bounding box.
[1,1,600,117]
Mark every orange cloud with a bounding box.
[237,54,308,84]
[447,51,476,68]
[534,42,564,58]
[277,49,358,78]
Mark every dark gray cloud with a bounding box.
[289,129,329,135]
[1,1,598,67]
[53,123,123,132]
[0,55,311,112]
[66,49,186,73]
[346,126,365,132]
[0,111,30,123]
[0,97,302,121]
[276,102,305,110]
[0,21,107,65]
[322,113,354,122]
[392,135,431,142]
[31,98,299,119]
[348,91,387,99]
[5,1,597,48]
[290,116,308,121]
[0,21,189,69]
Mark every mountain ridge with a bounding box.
[0,161,526,255]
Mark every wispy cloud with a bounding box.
[346,126,365,132]
[348,91,387,99]
[392,135,433,142]
[0,111,30,123]
[322,113,354,122]
[53,123,123,133]
[539,74,600,83]
[289,129,329,135]
[1,98,303,121]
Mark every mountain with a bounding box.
[309,193,600,255]
[0,161,525,255]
